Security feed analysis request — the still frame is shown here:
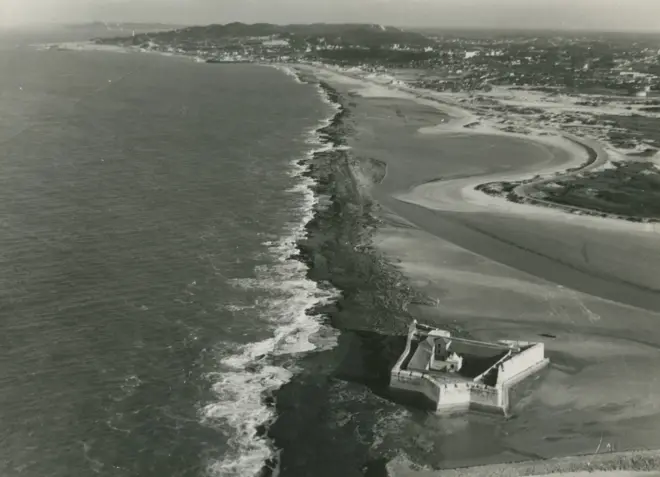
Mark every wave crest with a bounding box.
[203,79,344,477]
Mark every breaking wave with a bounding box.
[202,78,343,477]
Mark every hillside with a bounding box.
[96,22,435,51]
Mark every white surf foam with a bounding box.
[204,93,344,477]
[317,84,342,112]
[220,303,257,313]
[269,64,304,84]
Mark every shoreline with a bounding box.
[251,77,350,477]
[200,68,349,477]
[265,70,425,477]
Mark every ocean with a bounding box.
[0,41,346,477]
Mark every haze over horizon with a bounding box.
[2,0,660,33]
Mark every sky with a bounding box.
[2,0,660,32]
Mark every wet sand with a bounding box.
[297,65,660,472]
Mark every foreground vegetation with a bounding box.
[435,449,660,477]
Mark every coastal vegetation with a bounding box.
[601,114,660,150]
[478,161,660,222]
[96,22,435,61]
[536,161,660,220]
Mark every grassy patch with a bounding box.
[538,161,660,219]
[601,115,660,149]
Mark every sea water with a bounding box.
[0,44,338,477]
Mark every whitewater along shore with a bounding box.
[264,75,436,477]
[292,64,660,475]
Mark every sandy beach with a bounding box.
[295,64,660,475]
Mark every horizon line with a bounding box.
[3,20,659,36]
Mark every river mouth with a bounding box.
[290,66,660,473]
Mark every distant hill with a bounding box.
[99,22,435,49]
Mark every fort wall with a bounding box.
[469,383,502,410]
[390,324,549,416]
[497,343,547,386]
[436,383,471,412]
